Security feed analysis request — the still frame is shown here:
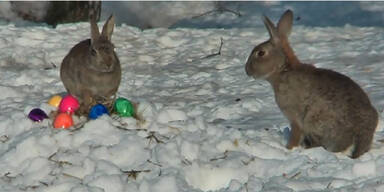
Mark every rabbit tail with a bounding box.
[351,113,378,158]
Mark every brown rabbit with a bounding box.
[245,10,378,158]
[60,15,121,115]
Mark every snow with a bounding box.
[3,2,384,29]
[1,3,384,192]
[185,163,248,191]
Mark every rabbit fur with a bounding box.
[245,10,378,158]
[60,15,121,115]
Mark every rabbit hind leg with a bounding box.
[301,134,322,149]
[77,90,96,116]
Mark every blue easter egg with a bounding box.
[89,104,109,119]
[28,108,48,122]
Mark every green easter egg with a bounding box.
[114,98,134,117]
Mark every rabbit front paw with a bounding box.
[286,122,302,149]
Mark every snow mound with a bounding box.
[0,16,384,192]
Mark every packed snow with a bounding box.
[2,2,384,28]
[1,7,384,192]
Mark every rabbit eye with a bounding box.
[257,50,266,57]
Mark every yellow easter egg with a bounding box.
[48,95,62,108]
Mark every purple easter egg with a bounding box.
[28,108,48,122]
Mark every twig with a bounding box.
[2,172,16,182]
[210,151,228,161]
[146,131,165,145]
[62,173,81,180]
[290,172,301,179]
[182,158,192,165]
[121,169,151,180]
[40,181,49,186]
[115,126,146,132]
[20,185,41,190]
[201,37,224,59]
[192,10,217,19]
[71,121,87,131]
[48,152,57,161]
[44,62,57,70]
[48,152,72,166]
[241,157,255,165]
[192,2,241,19]
[283,171,301,179]
[147,159,163,167]
[112,113,147,130]
[217,4,242,17]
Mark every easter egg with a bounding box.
[114,98,134,117]
[28,108,48,122]
[53,113,73,129]
[89,104,109,119]
[48,95,62,108]
[59,95,79,113]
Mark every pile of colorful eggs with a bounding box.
[28,94,135,129]
[54,95,78,129]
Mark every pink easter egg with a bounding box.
[59,94,79,113]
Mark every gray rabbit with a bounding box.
[245,10,378,158]
[60,15,121,115]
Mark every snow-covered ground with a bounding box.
[1,4,384,192]
[2,1,384,28]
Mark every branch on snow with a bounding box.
[201,37,224,59]
[192,2,242,19]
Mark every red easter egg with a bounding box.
[53,113,73,129]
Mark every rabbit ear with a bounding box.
[262,15,280,45]
[90,16,100,44]
[101,14,115,41]
[277,10,301,67]
[277,9,293,37]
